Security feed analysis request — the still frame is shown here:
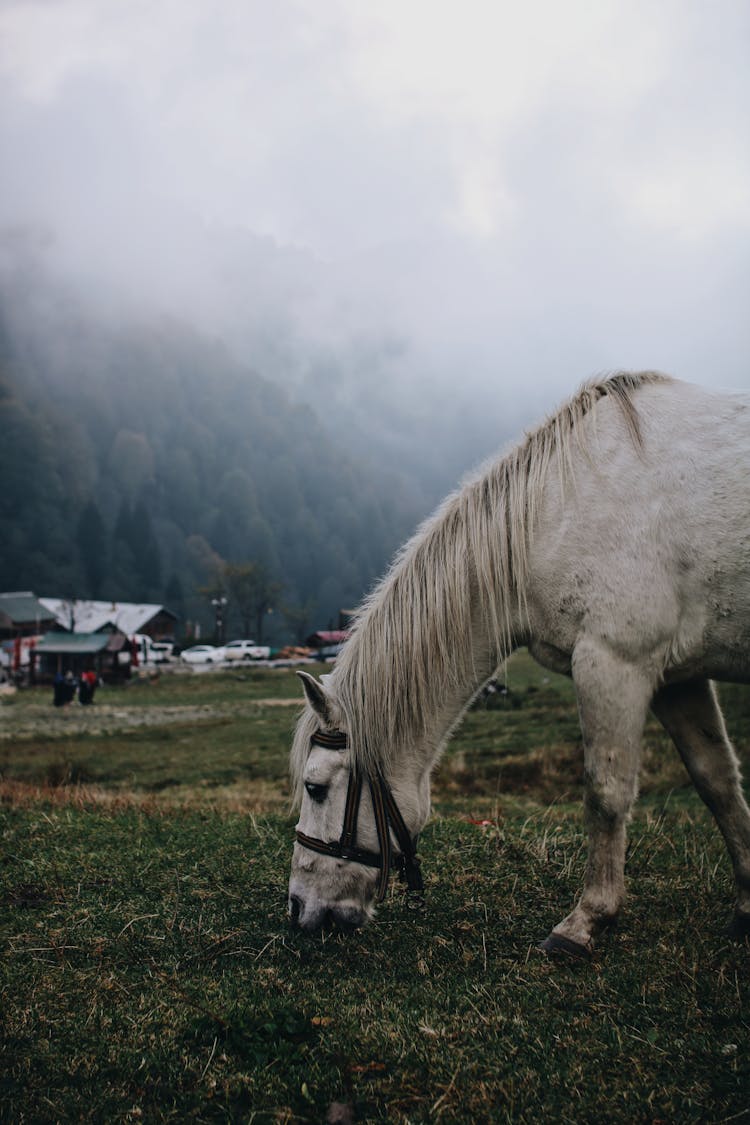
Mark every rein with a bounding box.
[295,729,425,905]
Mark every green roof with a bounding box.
[0,591,52,625]
[35,632,111,655]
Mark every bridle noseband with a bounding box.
[295,728,425,904]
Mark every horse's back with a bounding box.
[528,378,750,683]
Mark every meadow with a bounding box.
[1,654,749,1123]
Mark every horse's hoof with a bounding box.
[727,913,750,942]
[538,933,592,961]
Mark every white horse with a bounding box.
[288,372,750,957]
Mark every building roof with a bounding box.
[306,630,350,646]
[0,591,55,626]
[38,598,176,635]
[35,632,111,655]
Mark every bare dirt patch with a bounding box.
[0,697,301,742]
[0,703,226,741]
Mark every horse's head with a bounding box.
[288,671,427,933]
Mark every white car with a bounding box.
[223,639,271,661]
[179,644,226,664]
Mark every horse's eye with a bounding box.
[305,782,328,804]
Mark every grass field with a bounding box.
[2,654,750,1123]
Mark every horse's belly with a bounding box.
[527,564,750,686]
[696,616,750,684]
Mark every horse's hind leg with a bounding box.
[540,639,655,959]
[651,678,750,938]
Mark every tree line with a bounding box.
[0,269,429,643]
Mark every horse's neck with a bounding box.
[399,604,511,783]
[436,622,504,753]
[338,507,525,791]
[381,625,504,836]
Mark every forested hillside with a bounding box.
[0,260,431,642]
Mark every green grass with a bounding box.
[0,708,296,800]
[2,654,750,1122]
[0,664,323,811]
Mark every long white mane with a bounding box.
[291,371,670,791]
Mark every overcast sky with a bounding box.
[1,0,748,414]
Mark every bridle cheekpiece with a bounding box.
[295,728,425,905]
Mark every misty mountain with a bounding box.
[0,243,442,641]
[5,216,525,500]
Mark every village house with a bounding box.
[0,592,178,682]
[0,591,57,641]
[0,592,58,678]
[35,598,179,681]
[37,598,177,641]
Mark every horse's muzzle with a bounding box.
[288,894,365,934]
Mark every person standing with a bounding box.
[80,669,98,705]
[63,670,77,707]
[53,670,66,707]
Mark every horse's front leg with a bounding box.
[540,639,655,959]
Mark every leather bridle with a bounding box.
[295,728,425,904]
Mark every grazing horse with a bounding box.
[288,372,750,957]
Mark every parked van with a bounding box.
[133,634,174,665]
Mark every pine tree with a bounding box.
[75,500,108,597]
[130,500,162,599]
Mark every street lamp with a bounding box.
[211,596,228,644]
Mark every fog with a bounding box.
[1,0,748,436]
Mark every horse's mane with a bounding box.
[291,370,670,791]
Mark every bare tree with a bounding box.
[223,562,281,642]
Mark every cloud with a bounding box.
[0,0,747,407]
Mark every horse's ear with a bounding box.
[297,671,331,724]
